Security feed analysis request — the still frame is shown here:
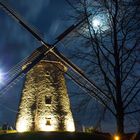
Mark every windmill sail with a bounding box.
[0,1,110,104]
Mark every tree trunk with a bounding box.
[116,105,124,135]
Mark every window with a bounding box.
[45,96,52,104]
[46,118,51,125]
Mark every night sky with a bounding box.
[0,0,115,132]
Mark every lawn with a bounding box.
[0,131,111,140]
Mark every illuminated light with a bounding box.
[0,74,2,81]
[39,116,56,131]
[0,70,3,83]
[66,122,75,132]
[114,135,120,140]
[66,118,75,132]
[92,19,101,28]
[91,14,109,33]
[16,118,29,132]
[40,123,55,131]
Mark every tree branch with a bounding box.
[123,78,140,103]
[124,88,140,109]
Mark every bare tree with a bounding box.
[63,0,140,135]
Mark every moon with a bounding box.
[92,19,101,28]
[91,15,109,32]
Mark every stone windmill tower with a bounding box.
[16,46,75,132]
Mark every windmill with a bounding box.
[0,1,111,132]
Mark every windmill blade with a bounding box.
[0,2,111,102]
[65,69,109,103]
[65,71,113,113]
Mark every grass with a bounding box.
[0,131,111,140]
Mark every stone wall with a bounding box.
[16,60,75,132]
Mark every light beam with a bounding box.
[0,70,3,84]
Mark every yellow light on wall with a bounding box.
[65,118,75,132]
[66,122,75,132]
[39,117,56,131]
[16,118,29,132]
[40,122,55,131]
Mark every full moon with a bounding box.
[92,19,101,28]
[91,14,109,32]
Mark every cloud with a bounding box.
[48,19,60,38]
[19,0,50,20]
